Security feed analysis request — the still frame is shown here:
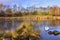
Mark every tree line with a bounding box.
[0,4,60,17]
[0,4,38,17]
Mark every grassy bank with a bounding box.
[0,15,60,21]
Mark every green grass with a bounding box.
[31,13,52,16]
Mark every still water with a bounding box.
[0,19,60,40]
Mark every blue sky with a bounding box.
[0,0,60,8]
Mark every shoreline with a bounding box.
[0,16,60,21]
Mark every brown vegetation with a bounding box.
[0,22,41,40]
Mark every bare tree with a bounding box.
[5,5,12,17]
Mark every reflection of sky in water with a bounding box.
[33,21,60,40]
[40,27,60,40]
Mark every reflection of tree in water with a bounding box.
[33,21,43,30]
[0,18,5,31]
[0,18,23,31]
[6,20,12,30]
[49,20,60,27]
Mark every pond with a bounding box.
[0,19,60,40]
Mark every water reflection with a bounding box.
[0,19,22,31]
[49,20,60,27]
[0,19,60,40]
